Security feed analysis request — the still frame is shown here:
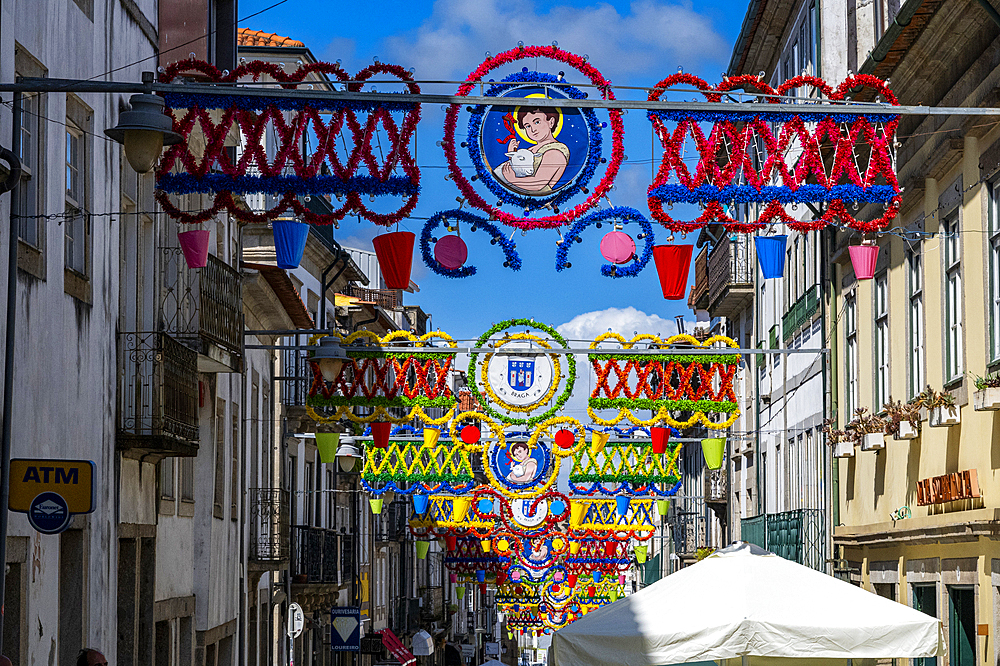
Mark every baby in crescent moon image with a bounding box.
[506,441,538,484]
[494,107,570,195]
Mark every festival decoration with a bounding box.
[600,231,636,264]
[315,432,340,464]
[434,235,468,270]
[651,244,693,300]
[420,210,522,278]
[755,235,788,279]
[701,437,726,470]
[555,207,656,278]
[155,58,421,227]
[588,332,741,428]
[646,73,900,232]
[273,219,310,269]
[442,45,624,229]
[361,437,476,496]
[306,330,458,425]
[849,243,880,280]
[177,229,210,268]
[372,231,415,289]
[568,436,682,497]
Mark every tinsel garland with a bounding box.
[156,58,421,227]
[442,45,625,230]
[645,72,901,233]
[555,206,655,278]
[463,70,603,212]
[419,209,522,278]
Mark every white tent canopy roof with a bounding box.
[551,542,943,666]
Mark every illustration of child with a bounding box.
[494,107,570,195]
[506,441,538,484]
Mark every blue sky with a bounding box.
[239,0,752,341]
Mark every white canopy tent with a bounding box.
[550,542,942,666]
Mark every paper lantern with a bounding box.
[554,429,575,449]
[570,502,586,527]
[476,569,486,583]
[656,498,670,518]
[603,541,617,558]
[481,539,492,553]
[369,498,383,514]
[496,572,507,585]
[615,495,630,517]
[701,438,725,470]
[634,545,647,564]
[416,540,430,559]
[567,574,578,587]
[423,427,440,447]
[370,421,391,449]
[618,574,626,584]
[650,426,670,454]
[590,430,610,456]
[372,230,415,289]
[452,497,471,521]
[178,229,210,269]
[849,244,879,280]
[315,432,340,464]
[587,586,596,596]
[569,541,581,555]
[479,583,487,595]
[449,572,458,583]
[445,535,458,551]
[755,235,787,279]
[272,220,310,269]
[456,585,466,599]
[651,244,693,300]
[413,494,429,515]
[599,231,636,264]
[460,425,481,444]
[434,235,468,270]
[593,571,602,583]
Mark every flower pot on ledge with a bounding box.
[894,421,920,440]
[834,440,855,458]
[929,406,960,427]
[974,387,1000,411]
[860,432,885,451]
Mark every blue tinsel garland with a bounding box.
[419,209,522,278]
[647,109,899,124]
[555,206,655,278]
[163,91,417,113]
[464,71,604,211]
[648,183,899,205]
[157,172,418,197]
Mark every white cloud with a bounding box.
[380,0,729,83]
[556,306,685,342]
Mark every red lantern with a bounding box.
[445,535,458,551]
[460,425,481,444]
[370,421,391,449]
[554,429,575,449]
[587,586,596,596]
[479,583,488,595]
[848,244,879,280]
[372,231,415,289]
[496,572,507,585]
[652,244,693,300]
[604,541,617,557]
[567,574,578,587]
[651,426,670,454]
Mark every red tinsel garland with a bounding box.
[157,58,420,227]
[308,355,454,401]
[442,45,625,230]
[647,72,901,233]
[590,358,737,403]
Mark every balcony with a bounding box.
[707,236,753,318]
[117,332,199,459]
[248,489,289,570]
[781,285,821,342]
[741,508,825,571]
[345,284,401,310]
[160,250,243,372]
[374,501,408,543]
[687,245,710,310]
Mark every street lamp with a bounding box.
[104,93,182,173]
[335,436,362,473]
[310,335,349,383]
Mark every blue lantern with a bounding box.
[273,220,310,269]
[754,235,787,279]
[615,495,630,517]
[413,494,430,515]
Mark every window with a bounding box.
[989,182,1000,362]
[64,121,87,274]
[304,461,314,526]
[231,404,239,521]
[908,249,925,398]
[161,458,175,500]
[214,399,226,519]
[874,273,889,407]
[180,457,195,503]
[14,45,47,261]
[845,292,858,417]
[943,213,963,381]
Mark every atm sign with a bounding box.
[9,459,94,514]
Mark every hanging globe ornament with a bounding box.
[434,234,468,270]
[599,230,636,264]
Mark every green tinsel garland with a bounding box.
[588,398,738,413]
[569,473,680,485]
[588,353,740,365]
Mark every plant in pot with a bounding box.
[916,386,959,427]
[883,398,921,440]
[973,372,1000,411]
[823,419,854,458]
[845,407,887,451]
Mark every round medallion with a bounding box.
[486,348,554,408]
[510,498,549,528]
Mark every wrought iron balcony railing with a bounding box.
[741,508,825,572]
[117,331,199,458]
[160,249,243,370]
[707,236,753,318]
[291,525,353,585]
[249,488,290,563]
[345,284,401,310]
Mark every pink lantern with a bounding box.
[178,230,210,269]
[848,244,879,280]
[599,231,636,264]
[434,235,468,270]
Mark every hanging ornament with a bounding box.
[599,230,636,264]
[434,235,469,270]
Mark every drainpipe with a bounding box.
[858,0,927,74]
